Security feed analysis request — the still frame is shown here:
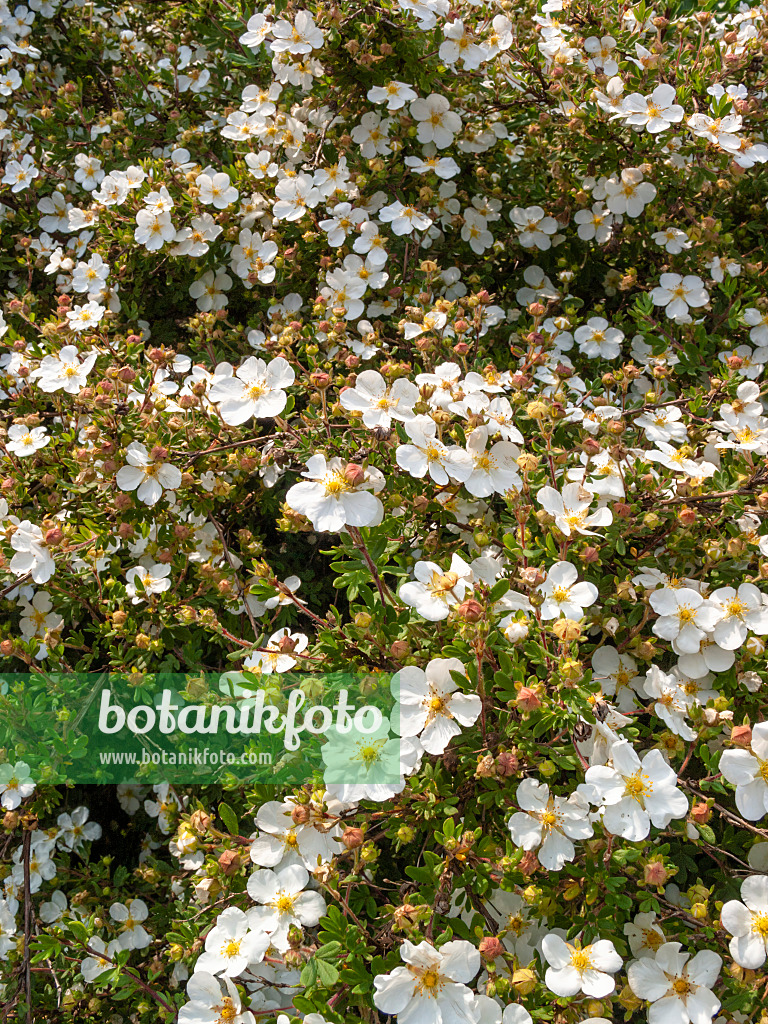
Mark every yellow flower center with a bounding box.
[570,949,593,971]
[752,912,768,938]
[324,472,350,496]
[422,969,440,988]
[624,772,650,800]
[218,1001,238,1022]
[673,977,693,996]
[224,939,241,958]
[275,893,296,914]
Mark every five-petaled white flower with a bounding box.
[115,442,182,506]
[208,356,294,425]
[391,657,481,755]
[721,875,768,969]
[373,939,481,1024]
[541,934,622,998]
[627,942,721,1024]
[537,483,613,537]
[537,561,599,620]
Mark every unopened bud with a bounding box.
[479,936,504,961]
[457,598,484,623]
[342,827,364,850]
[344,463,365,487]
[731,724,752,746]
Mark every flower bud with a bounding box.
[643,860,670,887]
[218,850,241,875]
[552,619,582,641]
[309,371,331,389]
[457,598,484,623]
[515,686,542,711]
[731,724,752,746]
[496,751,519,776]
[479,936,504,961]
[342,827,364,850]
[390,640,410,660]
[291,804,310,825]
[512,968,537,995]
[344,463,365,487]
[44,527,64,546]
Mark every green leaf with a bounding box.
[218,802,239,835]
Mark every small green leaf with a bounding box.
[218,802,239,835]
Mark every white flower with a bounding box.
[744,307,768,346]
[584,34,618,75]
[56,807,101,851]
[81,937,122,982]
[652,227,692,254]
[627,942,721,1024]
[144,784,183,833]
[249,797,342,870]
[134,209,176,250]
[179,972,255,1024]
[573,202,617,244]
[707,584,768,650]
[508,779,592,871]
[65,300,106,333]
[649,587,722,654]
[398,554,474,621]
[209,356,294,426]
[373,939,480,1024]
[537,482,613,537]
[243,628,308,675]
[510,205,558,249]
[581,743,688,841]
[378,200,432,236]
[367,80,417,110]
[126,561,172,604]
[189,269,232,312]
[31,345,98,394]
[650,274,709,322]
[464,426,521,497]
[542,934,622,998]
[247,864,326,943]
[590,647,642,711]
[602,167,656,217]
[721,875,768,969]
[239,11,272,50]
[6,424,49,457]
[537,561,598,620]
[10,521,55,584]
[396,417,473,485]
[195,906,269,977]
[720,722,768,820]
[196,172,239,209]
[340,369,418,429]
[3,154,39,192]
[0,762,35,810]
[110,898,151,950]
[270,10,324,53]
[622,84,684,133]
[116,442,182,506]
[409,93,462,149]
[625,912,667,958]
[635,406,687,444]
[391,657,481,755]
[642,666,696,740]
[322,719,417,802]
[285,454,384,532]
